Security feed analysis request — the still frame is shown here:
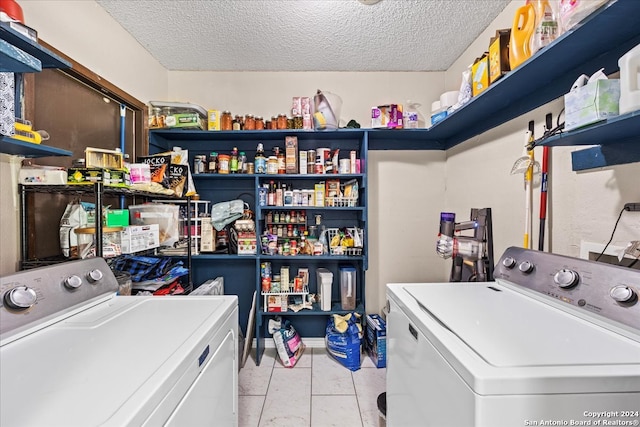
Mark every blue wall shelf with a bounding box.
[1,135,72,157]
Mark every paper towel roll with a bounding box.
[0,72,15,137]
[440,91,460,109]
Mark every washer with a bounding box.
[387,247,640,427]
[1,258,238,427]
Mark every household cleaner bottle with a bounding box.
[619,43,640,115]
[509,3,536,70]
[528,0,559,54]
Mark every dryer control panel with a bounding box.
[0,258,119,344]
[494,247,640,332]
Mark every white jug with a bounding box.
[619,43,640,115]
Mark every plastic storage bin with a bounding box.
[339,266,356,310]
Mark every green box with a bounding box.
[564,79,620,131]
[105,209,129,227]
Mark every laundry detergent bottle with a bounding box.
[509,3,536,70]
[619,43,640,115]
[528,0,559,54]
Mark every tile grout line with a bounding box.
[351,371,366,427]
[256,350,275,427]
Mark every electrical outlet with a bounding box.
[624,203,640,211]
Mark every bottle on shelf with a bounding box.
[255,143,267,174]
[268,181,276,206]
[276,182,284,207]
[230,147,239,173]
[239,152,248,173]
[208,152,218,173]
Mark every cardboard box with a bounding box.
[267,294,287,312]
[365,314,386,368]
[237,231,257,255]
[564,79,620,131]
[120,224,160,254]
[165,113,205,130]
[105,209,130,227]
[67,168,130,187]
[489,29,511,84]
[472,53,489,96]
[207,110,221,130]
[371,104,403,128]
[285,136,298,174]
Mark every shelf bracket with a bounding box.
[571,141,640,171]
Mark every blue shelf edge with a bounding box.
[571,142,640,171]
[257,302,365,317]
[0,22,71,69]
[1,136,72,157]
[0,39,41,72]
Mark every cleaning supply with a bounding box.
[619,43,640,115]
[509,3,536,70]
[527,0,559,54]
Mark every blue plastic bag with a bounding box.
[325,313,362,371]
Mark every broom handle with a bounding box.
[538,145,550,251]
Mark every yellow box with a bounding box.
[207,110,221,131]
[489,29,510,84]
[472,54,489,97]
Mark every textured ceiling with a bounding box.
[96,0,511,72]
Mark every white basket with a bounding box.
[325,196,357,207]
[326,227,364,256]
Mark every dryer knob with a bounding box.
[87,269,104,283]
[502,256,517,269]
[610,285,637,304]
[4,286,37,310]
[64,275,83,289]
[554,269,579,289]
[518,261,534,274]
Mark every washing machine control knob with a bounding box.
[64,275,83,289]
[87,269,103,283]
[4,286,37,310]
[554,269,579,288]
[610,285,637,304]
[518,261,534,274]
[502,257,517,269]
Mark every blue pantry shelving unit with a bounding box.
[0,22,72,158]
[150,129,369,365]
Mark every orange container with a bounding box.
[509,4,536,70]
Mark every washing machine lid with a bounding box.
[404,283,640,367]
[0,295,237,427]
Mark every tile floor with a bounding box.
[239,346,386,427]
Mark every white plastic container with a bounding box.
[317,268,333,311]
[619,43,640,115]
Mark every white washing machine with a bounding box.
[387,247,640,427]
[0,258,238,427]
